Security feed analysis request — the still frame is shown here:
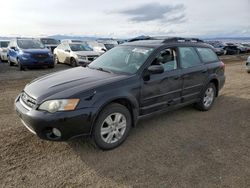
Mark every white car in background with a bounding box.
[61,39,83,43]
[0,40,10,61]
[85,41,107,54]
[246,56,250,73]
[54,42,99,67]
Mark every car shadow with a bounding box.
[68,95,250,187]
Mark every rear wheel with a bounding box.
[195,83,216,111]
[92,103,131,150]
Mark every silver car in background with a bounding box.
[246,56,250,73]
[97,40,118,51]
[0,40,10,61]
[53,42,99,67]
[39,38,60,53]
[85,41,107,54]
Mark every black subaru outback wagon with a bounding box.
[15,37,225,150]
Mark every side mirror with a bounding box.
[65,49,70,53]
[148,65,164,74]
[101,48,107,52]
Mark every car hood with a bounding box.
[22,49,50,54]
[75,51,99,56]
[24,67,129,103]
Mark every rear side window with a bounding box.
[178,47,202,68]
[197,47,219,63]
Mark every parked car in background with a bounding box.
[97,40,118,50]
[206,41,226,56]
[39,38,60,53]
[246,56,250,73]
[7,38,54,70]
[61,39,83,43]
[53,42,99,67]
[0,40,10,61]
[226,43,247,54]
[85,41,107,54]
[15,37,225,150]
[224,44,241,55]
[242,43,250,53]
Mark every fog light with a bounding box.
[52,128,61,137]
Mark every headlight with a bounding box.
[77,55,87,60]
[38,99,80,113]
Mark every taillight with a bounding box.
[220,61,225,72]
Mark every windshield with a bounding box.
[69,43,93,51]
[0,41,9,48]
[40,38,59,45]
[89,46,154,74]
[17,39,45,49]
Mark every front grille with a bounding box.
[87,56,98,62]
[32,54,49,61]
[20,92,37,109]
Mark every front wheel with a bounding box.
[92,103,132,150]
[17,59,25,71]
[70,58,77,67]
[195,83,216,111]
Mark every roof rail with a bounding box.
[162,37,204,43]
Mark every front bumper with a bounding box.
[15,95,96,141]
[19,56,54,67]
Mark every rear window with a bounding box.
[197,48,219,63]
[0,41,9,48]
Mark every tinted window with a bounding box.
[152,48,177,71]
[179,47,201,68]
[40,38,59,45]
[197,48,219,63]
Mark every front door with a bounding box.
[140,48,183,115]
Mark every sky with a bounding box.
[1,0,249,38]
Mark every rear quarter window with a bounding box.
[197,47,219,63]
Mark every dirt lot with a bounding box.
[0,57,249,188]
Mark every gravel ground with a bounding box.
[0,57,249,188]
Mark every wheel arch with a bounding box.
[90,96,139,135]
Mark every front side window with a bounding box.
[197,47,219,63]
[179,47,202,68]
[89,46,154,74]
[152,48,177,71]
[17,39,45,49]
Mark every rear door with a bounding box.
[140,47,183,115]
[178,47,208,102]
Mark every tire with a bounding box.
[70,58,77,67]
[195,83,216,111]
[92,103,132,150]
[17,58,25,71]
[8,56,14,66]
